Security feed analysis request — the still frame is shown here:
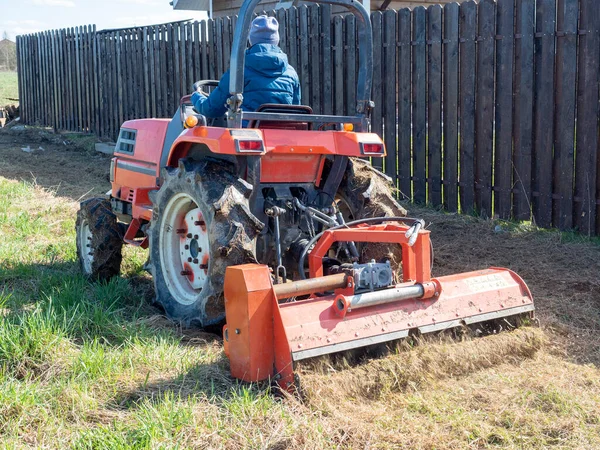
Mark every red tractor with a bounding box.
[76,0,534,389]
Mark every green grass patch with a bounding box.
[0,71,18,105]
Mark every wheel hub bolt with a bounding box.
[187,233,192,238]
[193,259,199,264]
[188,257,192,262]
[185,245,189,250]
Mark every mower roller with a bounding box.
[75,0,535,390]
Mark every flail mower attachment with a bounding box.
[222,222,535,391]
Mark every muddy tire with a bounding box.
[76,197,123,282]
[336,158,407,267]
[147,158,263,327]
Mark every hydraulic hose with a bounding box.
[297,217,426,279]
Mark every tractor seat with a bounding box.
[248,104,313,130]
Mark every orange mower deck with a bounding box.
[223,223,535,390]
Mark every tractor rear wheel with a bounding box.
[147,158,263,327]
[75,197,123,282]
[336,158,407,268]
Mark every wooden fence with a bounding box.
[16,0,600,235]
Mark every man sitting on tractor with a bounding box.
[191,15,301,118]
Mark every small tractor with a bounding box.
[76,0,535,390]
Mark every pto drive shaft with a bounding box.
[335,283,436,318]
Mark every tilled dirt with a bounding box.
[0,128,111,201]
[412,205,600,365]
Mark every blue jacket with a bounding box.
[191,44,301,118]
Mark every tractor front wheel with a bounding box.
[147,159,263,327]
[75,197,123,281]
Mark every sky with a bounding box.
[0,0,209,40]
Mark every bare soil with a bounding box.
[0,129,110,201]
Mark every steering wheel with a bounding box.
[191,80,227,127]
[193,80,220,97]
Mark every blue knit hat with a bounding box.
[249,15,280,46]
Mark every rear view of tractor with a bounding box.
[76,0,534,390]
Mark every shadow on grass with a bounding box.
[0,260,243,399]
[112,353,249,409]
[0,260,170,347]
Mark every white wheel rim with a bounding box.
[159,193,210,306]
[78,219,94,274]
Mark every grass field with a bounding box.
[0,129,599,449]
[0,71,19,106]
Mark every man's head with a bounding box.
[249,15,280,46]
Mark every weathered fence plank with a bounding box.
[574,0,600,235]
[383,9,397,183]
[66,29,74,129]
[371,11,384,170]
[85,26,93,130]
[459,1,477,213]
[412,7,426,204]
[553,0,578,230]
[333,15,344,116]
[427,5,442,206]
[321,4,332,116]
[200,21,209,81]
[92,26,100,132]
[475,0,495,218]
[494,0,515,219]
[344,14,356,116]
[397,8,412,201]
[311,5,322,113]
[442,3,459,212]
[287,7,298,71]
[299,6,310,105]
[513,0,535,221]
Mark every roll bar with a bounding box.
[227,0,373,129]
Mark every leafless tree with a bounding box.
[0,32,17,71]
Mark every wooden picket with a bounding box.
[14,0,600,236]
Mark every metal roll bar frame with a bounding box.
[227,0,374,130]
